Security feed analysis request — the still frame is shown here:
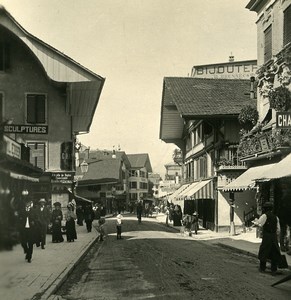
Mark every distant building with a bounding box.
[164,162,182,183]
[191,58,257,80]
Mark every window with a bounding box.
[284,5,291,46]
[0,42,10,71]
[26,94,46,124]
[264,25,272,63]
[130,193,137,201]
[27,142,46,170]
[139,182,148,189]
[130,181,137,189]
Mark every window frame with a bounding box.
[25,93,48,125]
[26,141,47,170]
[264,25,272,63]
[284,5,291,46]
[0,42,10,72]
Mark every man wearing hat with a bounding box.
[17,198,39,263]
[252,201,282,275]
[36,198,51,249]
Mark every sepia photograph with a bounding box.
[0,0,291,299]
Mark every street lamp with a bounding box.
[80,160,89,174]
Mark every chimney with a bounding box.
[229,53,234,62]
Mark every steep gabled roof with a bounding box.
[160,77,256,141]
[163,77,253,118]
[127,154,153,172]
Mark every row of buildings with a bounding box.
[0,6,155,250]
[159,0,291,233]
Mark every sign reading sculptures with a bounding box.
[4,124,48,134]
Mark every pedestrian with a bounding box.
[17,198,40,263]
[36,198,51,249]
[173,205,182,226]
[51,202,64,243]
[84,203,95,233]
[192,212,199,235]
[116,212,123,239]
[165,206,170,226]
[97,217,105,241]
[136,200,143,223]
[65,202,77,242]
[252,202,282,275]
[183,214,192,236]
[76,205,84,226]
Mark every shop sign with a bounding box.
[276,112,291,128]
[4,124,48,134]
[259,136,269,152]
[3,135,21,159]
[51,172,74,183]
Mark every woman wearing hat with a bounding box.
[252,201,282,275]
[65,202,77,242]
[51,202,64,243]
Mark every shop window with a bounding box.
[27,142,46,170]
[130,193,137,200]
[0,42,10,71]
[26,94,46,124]
[264,25,272,63]
[284,5,291,46]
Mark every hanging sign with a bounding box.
[4,124,48,134]
[276,112,291,128]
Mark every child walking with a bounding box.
[116,213,123,240]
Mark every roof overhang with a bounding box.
[246,0,265,12]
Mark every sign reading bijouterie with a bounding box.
[4,124,48,134]
[276,112,291,128]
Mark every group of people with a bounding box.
[17,198,98,263]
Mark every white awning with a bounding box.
[254,153,291,181]
[223,163,277,192]
[168,184,190,204]
[184,179,213,200]
[10,172,39,182]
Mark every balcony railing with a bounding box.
[238,128,291,158]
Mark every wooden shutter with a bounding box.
[27,94,46,124]
[28,142,45,170]
[264,25,272,62]
[284,5,291,46]
[0,43,10,71]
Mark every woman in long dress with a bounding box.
[65,203,77,242]
[51,202,64,243]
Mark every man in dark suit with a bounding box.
[36,198,51,249]
[17,198,40,263]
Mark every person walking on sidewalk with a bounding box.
[65,202,77,242]
[192,212,199,235]
[84,204,95,233]
[116,212,123,239]
[36,198,51,249]
[252,201,282,275]
[136,201,143,224]
[17,198,40,263]
[97,217,105,241]
[51,202,64,243]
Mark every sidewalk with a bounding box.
[155,213,291,269]
[0,220,99,300]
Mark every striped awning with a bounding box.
[254,153,291,181]
[223,163,277,192]
[184,179,214,200]
[168,184,190,204]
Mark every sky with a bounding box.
[1,0,257,177]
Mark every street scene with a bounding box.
[1,0,291,299]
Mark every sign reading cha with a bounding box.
[276,112,291,128]
[4,124,48,134]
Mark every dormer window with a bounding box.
[0,42,10,71]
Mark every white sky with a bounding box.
[1,0,257,177]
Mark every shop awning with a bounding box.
[176,181,200,200]
[10,171,39,182]
[168,184,190,204]
[222,163,277,192]
[184,179,213,200]
[75,194,92,203]
[254,153,291,181]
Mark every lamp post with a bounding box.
[229,192,236,236]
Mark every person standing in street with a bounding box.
[65,202,77,242]
[36,198,51,249]
[84,203,95,233]
[192,212,199,235]
[17,198,40,263]
[136,200,143,223]
[116,212,123,239]
[252,201,282,275]
[51,202,64,243]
